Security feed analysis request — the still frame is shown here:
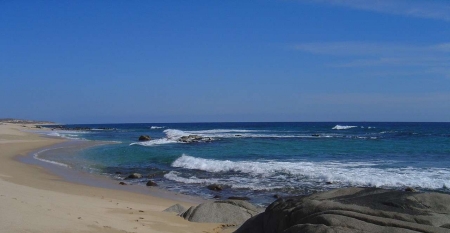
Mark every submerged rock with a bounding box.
[138,135,151,141]
[179,135,212,143]
[228,196,250,201]
[235,187,450,233]
[207,184,223,191]
[181,200,262,225]
[146,180,157,186]
[405,187,417,192]
[127,173,142,179]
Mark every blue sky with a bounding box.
[1,0,449,123]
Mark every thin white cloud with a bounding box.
[293,41,450,78]
[293,42,421,56]
[434,43,450,51]
[307,0,450,21]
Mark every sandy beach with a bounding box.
[0,123,225,233]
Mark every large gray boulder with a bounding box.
[181,200,262,225]
[235,187,450,233]
[163,204,187,215]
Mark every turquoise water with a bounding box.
[39,122,450,205]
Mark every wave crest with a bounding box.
[332,125,357,130]
[170,154,450,190]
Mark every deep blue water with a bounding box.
[38,122,450,206]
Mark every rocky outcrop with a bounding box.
[127,173,142,179]
[228,196,251,201]
[164,204,187,215]
[138,135,151,141]
[179,135,212,143]
[181,200,262,225]
[235,187,450,233]
[207,184,223,191]
[146,180,157,186]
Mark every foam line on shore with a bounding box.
[33,147,70,168]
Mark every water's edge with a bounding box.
[18,139,206,205]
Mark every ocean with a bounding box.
[35,122,450,206]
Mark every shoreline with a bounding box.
[0,123,225,233]
[20,139,207,205]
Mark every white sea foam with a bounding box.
[47,132,61,137]
[332,125,358,130]
[33,148,70,168]
[45,131,88,140]
[170,154,450,190]
[164,129,337,139]
[164,129,190,139]
[164,171,285,190]
[163,128,264,139]
[150,126,165,129]
[164,171,220,184]
[130,138,178,146]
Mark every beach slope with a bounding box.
[0,123,222,233]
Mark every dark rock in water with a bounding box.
[138,135,151,141]
[235,187,450,233]
[127,173,142,179]
[228,196,250,201]
[325,181,333,184]
[273,194,280,199]
[202,137,213,142]
[235,134,242,137]
[179,135,212,143]
[164,204,187,215]
[181,200,262,225]
[213,195,221,199]
[148,171,166,178]
[311,134,320,137]
[146,180,157,186]
[405,187,417,192]
[119,182,126,185]
[115,171,122,174]
[207,184,223,191]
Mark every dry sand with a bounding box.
[0,123,227,233]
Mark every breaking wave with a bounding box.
[130,138,177,146]
[332,125,358,130]
[169,154,450,190]
[131,127,380,147]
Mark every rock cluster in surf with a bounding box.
[178,135,212,143]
